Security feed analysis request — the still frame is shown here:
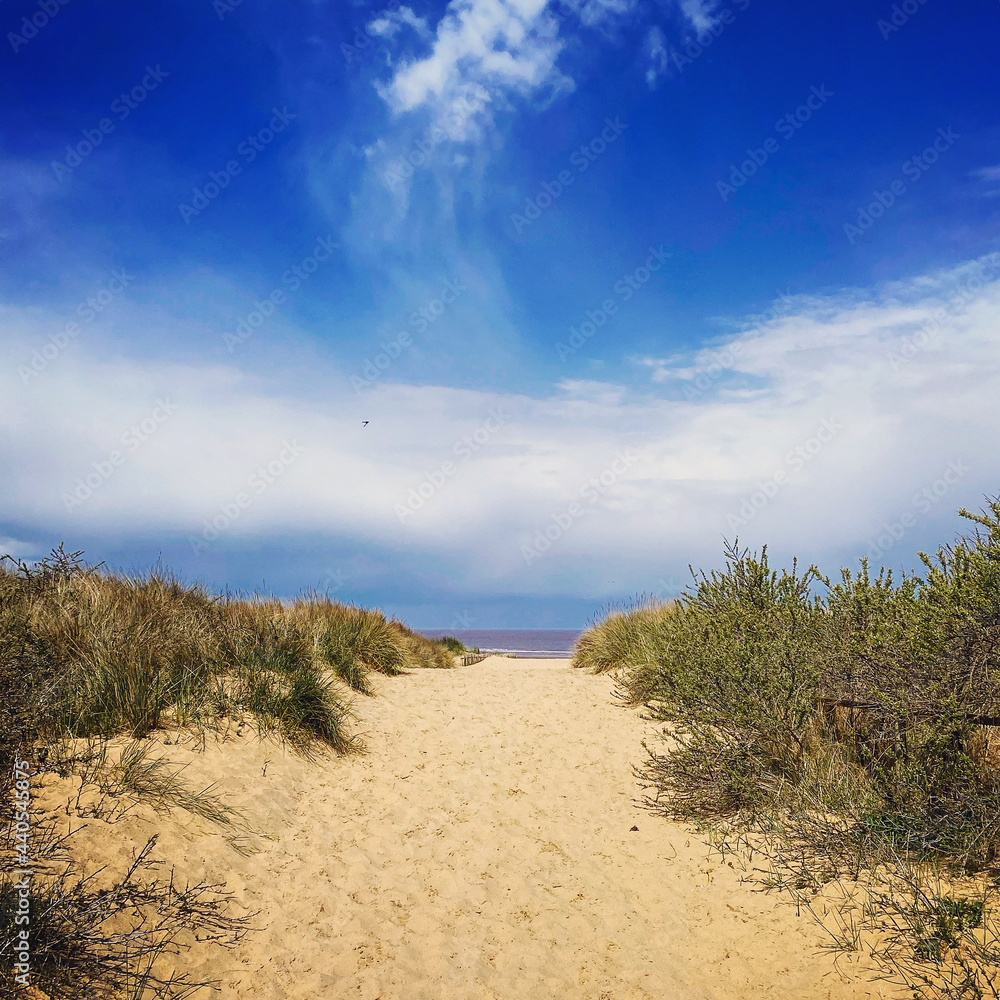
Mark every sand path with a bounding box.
[64,657,883,999]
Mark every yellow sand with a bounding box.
[46,657,886,999]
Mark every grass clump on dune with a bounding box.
[315,603,405,694]
[0,546,452,998]
[573,601,680,704]
[308,601,452,691]
[0,549,453,749]
[576,500,1000,997]
[437,635,466,654]
[395,622,455,670]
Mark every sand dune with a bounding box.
[50,657,885,999]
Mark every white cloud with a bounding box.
[0,537,37,560]
[375,0,569,134]
[973,164,1000,182]
[367,4,431,40]
[644,25,668,88]
[370,0,726,136]
[344,0,728,243]
[675,0,720,36]
[973,163,1000,197]
[2,253,999,596]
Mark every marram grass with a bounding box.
[0,549,452,755]
[0,548,455,998]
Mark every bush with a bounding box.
[626,544,830,817]
[576,500,1000,996]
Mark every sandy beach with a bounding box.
[46,657,886,999]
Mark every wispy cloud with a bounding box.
[368,5,431,41]
[373,0,569,136]
[3,254,998,592]
[644,25,668,88]
[578,0,638,28]
[972,163,1000,197]
[675,0,721,36]
[370,0,727,136]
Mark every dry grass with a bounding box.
[572,601,679,705]
[0,829,251,1000]
[0,546,454,998]
[0,549,452,750]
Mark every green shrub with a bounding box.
[583,507,1000,860]
[632,544,829,817]
[577,499,1000,998]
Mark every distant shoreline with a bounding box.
[416,628,581,658]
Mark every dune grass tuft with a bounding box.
[437,635,466,654]
[393,621,455,669]
[0,550,453,750]
[0,546,453,998]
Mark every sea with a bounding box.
[416,628,582,659]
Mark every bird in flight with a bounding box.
[362,421,369,426]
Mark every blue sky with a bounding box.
[2,0,998,626]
